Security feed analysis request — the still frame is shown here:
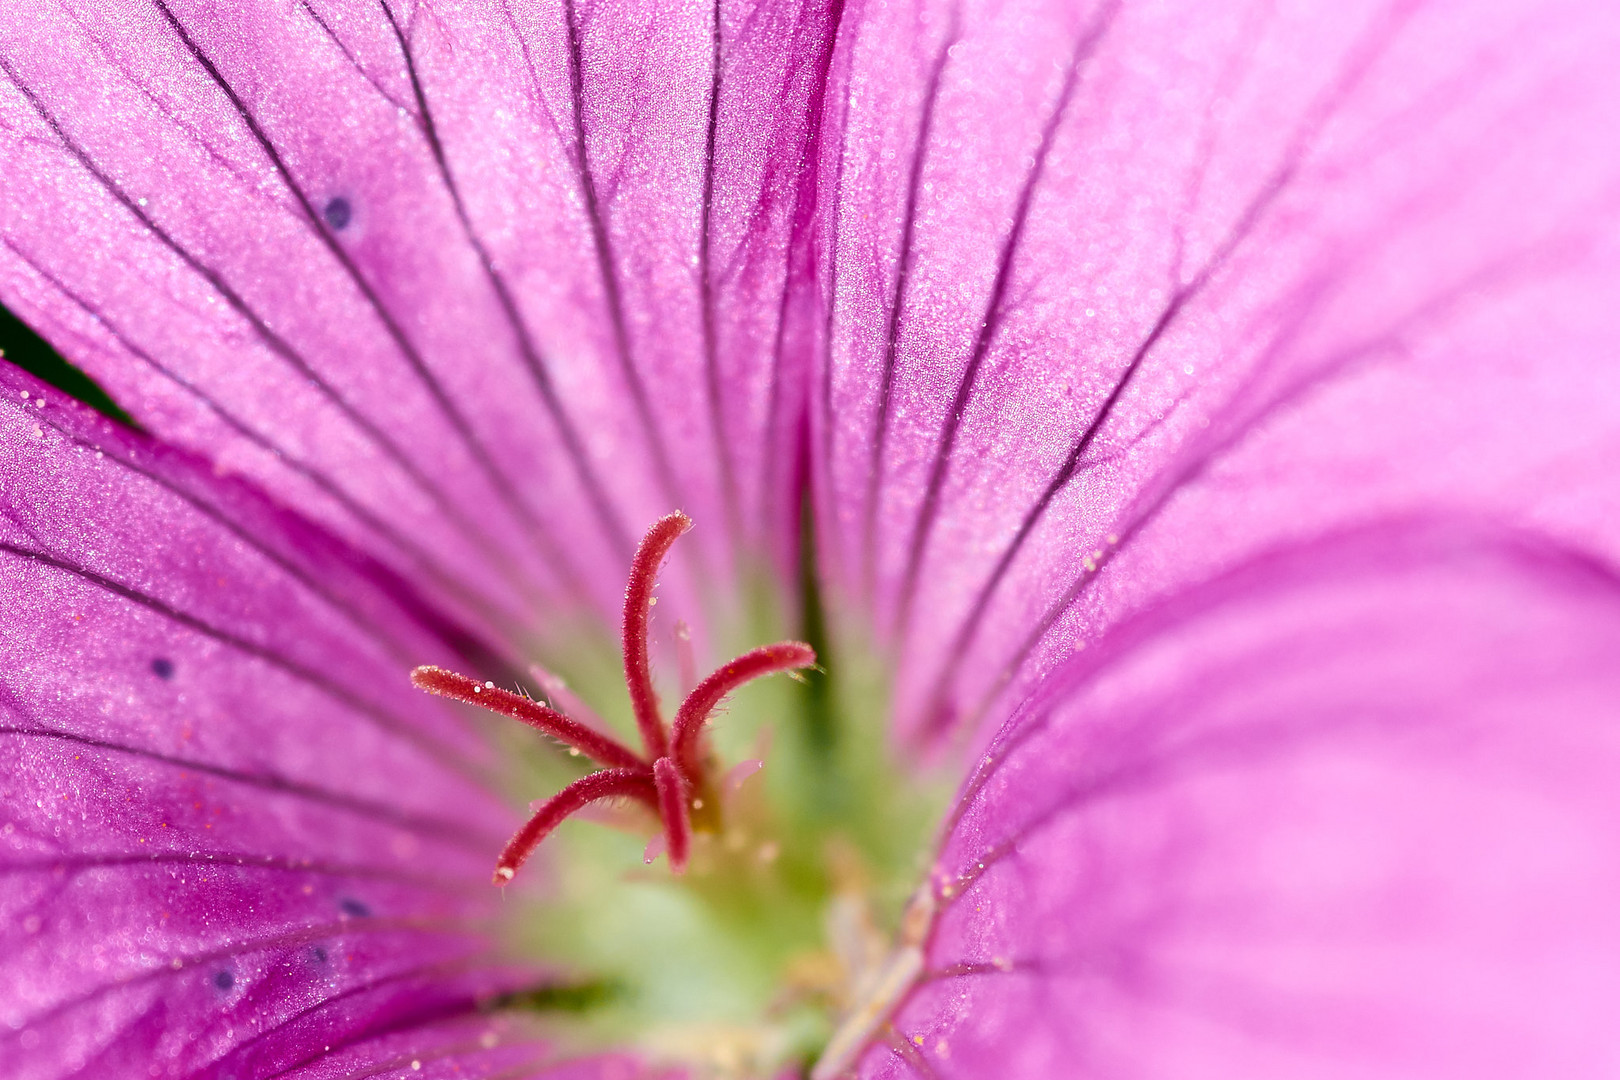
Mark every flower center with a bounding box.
[415,513,814,882]
[411,514,945,1074]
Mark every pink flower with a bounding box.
[4,0,1620,1076]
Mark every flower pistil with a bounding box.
[412,512,814,883]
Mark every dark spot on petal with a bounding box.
[213,969,234,991]
[150,657,175,679]
[311,945,328,963]
[339,897,370,918]
[322,196,352,231]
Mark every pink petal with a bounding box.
[0,0,837,630]
[0,369,552,1074]
[812,0,1620,747]
[867,521,1620,1077]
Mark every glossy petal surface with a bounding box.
[872,522,1620,1077]
[0,0,836,630]
[0,0,840,1070]
[0,368,559,1076]
[813,0,1620,744]
[2,0,1619,1074]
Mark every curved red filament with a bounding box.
[622,511,691,760]
[653,757,692,873]
[411,666,644,771]
[411,514,815,885]
[494,769,657,884]
[671,642,816,781]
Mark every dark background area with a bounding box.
[0,300,136,425]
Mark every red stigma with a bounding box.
[411,513,815,885]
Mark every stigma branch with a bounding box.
[411,512,814,884]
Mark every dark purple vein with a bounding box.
[300,0,415,116]
[940,623,1545,901]
[372,0,632,566]
[861,24,957,593]
[698,0,743,542]
[816,171,851,496]
[813,5,858,542]
[241,961,503,1079]
[0,541,492,786]
[500,0,575,157]
[992,333,1436,720]
[759,0,851,568]
[885,1024,944,1079]
[911,289,1191,737]
[560,0,687,519]
[4,238,528,644]
[913,1,1419,737]
[150,1,549,584]
[0,50,498,569]
[891,6,1117,637]
[0,850,474,894]
[62,6,293,220]
[0,913,490,1043]
[949,233,1573,757]
[922,959,1031,982]
[0,722,487,845]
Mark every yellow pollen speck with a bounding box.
[692,799,704,810]
[568,747,581,757]
[912,1034,924,1046]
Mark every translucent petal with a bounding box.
[811,0,1620,747]
[0,368,546,1075]
[872,522,1620,1077]
[0,0,838,627]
